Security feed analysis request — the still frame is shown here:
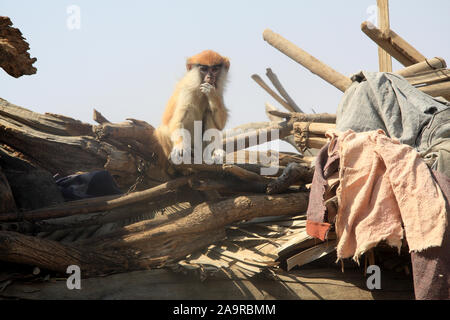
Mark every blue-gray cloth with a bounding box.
[336,71,450,152]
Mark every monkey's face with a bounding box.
[198,64,222,88]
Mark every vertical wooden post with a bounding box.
[377,0,392,72]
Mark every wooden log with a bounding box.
[0,166,17,214]
[361,21,426,67]
[418,81,450,97]
[293,122,336,136]
[222,120,293,153]
[377,0,393,72]
[267,110,337,123]
[404,69,450,86]
[265,103,304,154]
[0,231,130,276]
[91,193,309,252]
[0,192,309,275]
[0,98,169,188]
[222,164,272,183]
[0,193,307,274]
[262,29,352,92]
[189,177,268,194]
[251,74,295,112]
[396,57,447,77]
[0,98,92,136]
[175,163,285,177]
[0,177,190,222]
[266,163,314,195]
[223,121,272,139]
[0,17,37,77]
[265,68,303,113]
[93,109,111,124]
[293,122,330,150]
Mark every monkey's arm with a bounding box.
[167,96,198,148]
[200,84,228,130]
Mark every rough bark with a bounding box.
[0,177,190,222]
[0,98,169,189]
[0,193,308,276]
[0,16,37,77]
[266,163,315,194]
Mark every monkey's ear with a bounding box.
[186,63,193,71]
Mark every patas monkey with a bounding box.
[155,50,229,163]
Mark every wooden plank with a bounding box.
[263,29,352,92]
[377,0,392,72]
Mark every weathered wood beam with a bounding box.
[263,29,352,92]
[361,21,427,67]
[0,192,309,275]
[0,231,130,276]
[0,17,37,77]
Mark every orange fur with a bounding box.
[186,50,230,70]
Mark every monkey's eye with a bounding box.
[199,66,208,73]
[211,66,220,73]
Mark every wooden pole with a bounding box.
[262,29,352,92]
[377,0,392,72]
[267,110,337,124]
[222,120,293,153]
[251,74,295,112]
[396,57,447,77]
[404,69,450,86]
[265,68,303,113]
[418,81,450,97]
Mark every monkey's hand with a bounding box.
[200,83,216,97]
[169,145,185,165]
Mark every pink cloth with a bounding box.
[332,129,448,261]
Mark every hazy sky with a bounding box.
[1,1,449,151]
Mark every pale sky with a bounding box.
[1,1,449,151]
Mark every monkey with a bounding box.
[155,50,230,164]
